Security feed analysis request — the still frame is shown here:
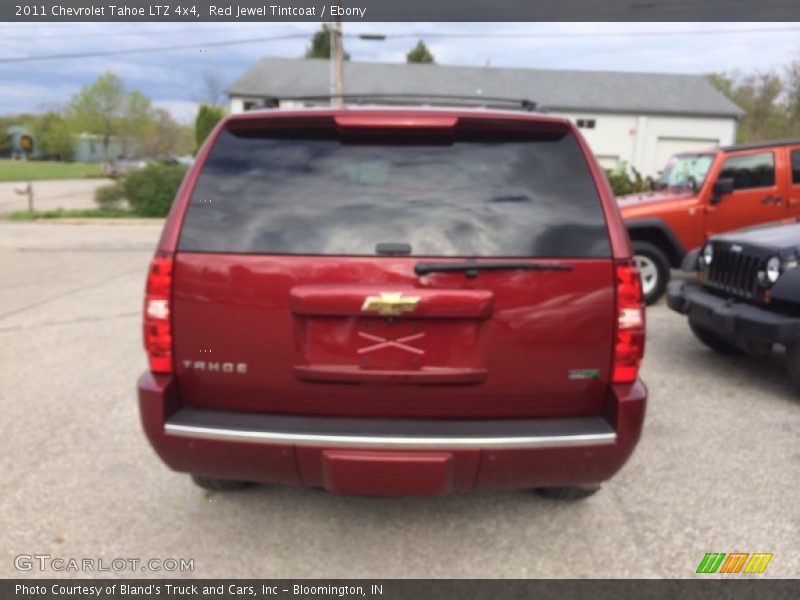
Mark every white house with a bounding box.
[227,57,743,177]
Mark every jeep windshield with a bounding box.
[178,125,611,258]
[657,153,715,190]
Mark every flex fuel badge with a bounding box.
[568,369,601,380]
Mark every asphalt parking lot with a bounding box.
[1,221,798,579]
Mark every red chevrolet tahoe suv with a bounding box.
[137,105,647,498]
[620,139,800,304]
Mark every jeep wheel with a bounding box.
[633,241,670,305]
[688,321,743,355]
[785,344,800,392]
[190,475,253,491]
[535,485,601,501]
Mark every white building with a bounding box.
[227,58,743,177]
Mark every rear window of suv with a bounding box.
[178,124,610,258]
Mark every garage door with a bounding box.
[654,137,719,175]
[595,155,620,170]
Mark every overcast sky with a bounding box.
[0,21,798,122]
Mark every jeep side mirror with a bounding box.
[710,178,734,205]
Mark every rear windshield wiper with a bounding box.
[414,261,572,278]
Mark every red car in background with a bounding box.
[137,102,647,498]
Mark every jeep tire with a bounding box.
[191,475,253,491]
[688,320,743,356]
[633,241,670,305]
[785,343,800,392]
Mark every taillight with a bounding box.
[144,254,173,374]
[613,262,645,383]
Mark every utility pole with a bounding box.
[329,20,344,106]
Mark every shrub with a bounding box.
[605,163,649,197]
[94,182,126,210]
[123,163,187,217]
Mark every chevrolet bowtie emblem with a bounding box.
[361,292,421,317]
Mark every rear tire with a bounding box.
[535,485,601,501]
[689,321,743,356]
[785,343,800,392]
[190,475,253,491]
[633,241,671,305]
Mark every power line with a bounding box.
[0,25,255,41]
[382,25,800,39]
[0,33,311,63]
[2,24,800,63]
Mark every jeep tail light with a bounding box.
[613,262,645,383]
[144,254,173,374]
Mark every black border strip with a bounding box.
[3,1,800,22]
[4,579,799,599]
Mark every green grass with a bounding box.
[7,208,140,220]
[0,159,105,182]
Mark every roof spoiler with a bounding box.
[247,94,539,112]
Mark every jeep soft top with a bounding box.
[138,105,647,497]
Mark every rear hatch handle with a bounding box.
[414,261,572,279]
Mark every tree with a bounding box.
[195,104,226,152]
[0,117,11,156]
[201,67,225,105]
[785,56,800,127]
[707,68,792,142]
[741,73,783,140]
[121,90,153,156]
[706,72,736,100]
[69,72,126,159]
[141,109,194,157]
[14,113,40,130]
[68,72,156,159]
[406,40,435,64]
[174,125,195,156]
[0,132,10,157]
[32,112,74,160]
[141,109,181,156]
[304,25,350,60]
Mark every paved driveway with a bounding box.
[1,222,797,578]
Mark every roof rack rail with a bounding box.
[249,94,538,112]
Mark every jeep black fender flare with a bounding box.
[681,248,701,273]
[625,218,686,268]
[771,269,800,305]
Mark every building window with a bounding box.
[792,149,800,185]
[242,101,257,111]
[576,119,596,129]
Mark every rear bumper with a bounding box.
[138,372,647,496]
[667,280,800,345]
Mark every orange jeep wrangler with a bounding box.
[618,139,800,303]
